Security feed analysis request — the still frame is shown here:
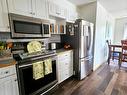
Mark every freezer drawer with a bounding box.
[80,57,93,80]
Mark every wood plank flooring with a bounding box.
[52,63,127,95]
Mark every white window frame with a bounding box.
[123,23,127,39]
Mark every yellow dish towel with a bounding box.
[44,59,52,75]
[33,61,44,80]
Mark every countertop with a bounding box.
[0,60,16,68]
[55,49,73,54]
[0,49,73,68]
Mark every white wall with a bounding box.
[78,2,97,23]
[93,2,115,70]
[114,17,127,44]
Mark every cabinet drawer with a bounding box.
[0,65,16,78]
[59,68,73,83]
[58,61,72,71]
[58,51,72,60]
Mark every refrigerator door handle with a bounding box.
[87,26,91,50]
[83,25,85,36]
[81,56,93,61]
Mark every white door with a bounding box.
[0,0,10,32]
[7,0,32,17]
[32,0,48,19]
[0,75,19,95]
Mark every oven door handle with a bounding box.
[18,58,57,68]
[19,63,33,68]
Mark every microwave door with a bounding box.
[9,13,43,38]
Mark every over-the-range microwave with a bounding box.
[9,13,51,38]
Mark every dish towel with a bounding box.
[44,59,52,75]
[33,61,44,80]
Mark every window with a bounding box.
[123,23,127,39]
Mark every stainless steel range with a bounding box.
[12,42,58,95]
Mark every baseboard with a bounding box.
[93,61,107,71]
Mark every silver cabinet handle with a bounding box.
[30,12,33,14]
[5,71,9,74]
[56,12,60,15]
[33,13,35,15]
[7,26,10,29]
[14,79,17,82]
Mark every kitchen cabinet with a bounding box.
[57,50,73,83]
[7,0,48,19]
[7,0,32,17]
[0,75,19,95]
[32,0,48,19]
[66,9,78,23]
[48,1,66,19]
[0,0,10,32]
[0,65,19,95]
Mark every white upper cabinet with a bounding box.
[7,0,32,17]
[48,0,77,21]
[7,0,48,19]
[66,9,78,23]
[0,0,10,32]
[32,0,48,19]
[48,1,66,19]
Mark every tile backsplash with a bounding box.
[0,32,61,43]
[0,32,11,41]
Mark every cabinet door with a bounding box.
[48,1,56,16]
[12,75,19,95]
[57,51,73,83]
[0,0,10,32]
[60,8,66,18]
[7,0,32,17]
[66,9,77,23]
[0,75,19,95]
[32,0,48,19]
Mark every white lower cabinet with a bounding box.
[57,50,73,83]
[0,65,19,95]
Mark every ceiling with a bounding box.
[98,0,127,18]
[68,0,96,6]
[68,0,127,18]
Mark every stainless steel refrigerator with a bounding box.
[61,19,94,80]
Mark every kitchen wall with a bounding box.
[113,17,127,44]
[77,2,97,23]
[78,1,115,70]
[0,32,61,50]
[94,2,115,70]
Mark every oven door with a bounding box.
[17,56,58,95]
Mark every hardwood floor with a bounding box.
[52,62,127,95]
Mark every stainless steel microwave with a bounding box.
[9,13,51,38]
